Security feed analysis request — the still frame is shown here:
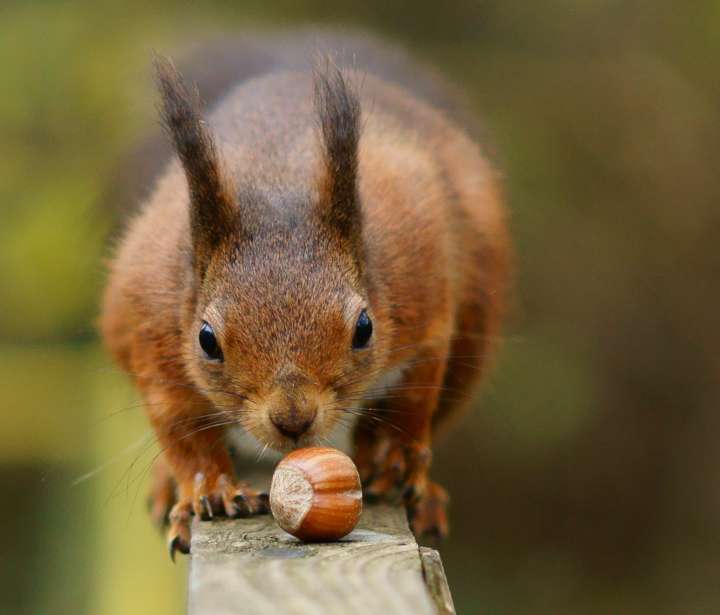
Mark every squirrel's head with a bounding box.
[155,57,387,450]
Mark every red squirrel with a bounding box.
[100,33,511,558]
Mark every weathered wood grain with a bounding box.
[420,547,456,615]
[188,504,442,615]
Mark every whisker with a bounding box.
[255,442,270,463]
[72,431,154,487]
[103,418,237,510]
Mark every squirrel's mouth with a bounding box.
[224,421,324,458]
[232,384,343,453]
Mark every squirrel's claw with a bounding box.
[168,533,190,562]
[408,480,449,541]
[215,474,270,518]
[192,473,214,520]
[232,491,270,516]
[167,499,192,561]
[199,495,213,520]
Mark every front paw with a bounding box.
[194,473,270,520]
[167,473,269,560]
[408,480,449,541]
[354,430,431,502]
[354,433,449,540]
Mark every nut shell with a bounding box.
[269,447,362,541]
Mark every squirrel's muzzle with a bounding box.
[269,402,317,441]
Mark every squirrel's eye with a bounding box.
[352,309,373,349]
[199,321,223,361]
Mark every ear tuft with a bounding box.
[153,54,236,274]
[314,59,362,249]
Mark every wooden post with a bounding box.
[188,504,455,614]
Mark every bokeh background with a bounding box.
[2,1,719,613]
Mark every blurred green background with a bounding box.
[2,1,719,613]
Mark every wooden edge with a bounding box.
[189,505,440,614]
[420,547,456,615]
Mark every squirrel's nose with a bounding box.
[270,406,316,440]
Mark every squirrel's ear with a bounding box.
[154,54,236,275]
[314,63,362,254]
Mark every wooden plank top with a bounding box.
[188,504,444,615]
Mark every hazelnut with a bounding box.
[269,447,362,541]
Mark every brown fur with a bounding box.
[101,35,511,553]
